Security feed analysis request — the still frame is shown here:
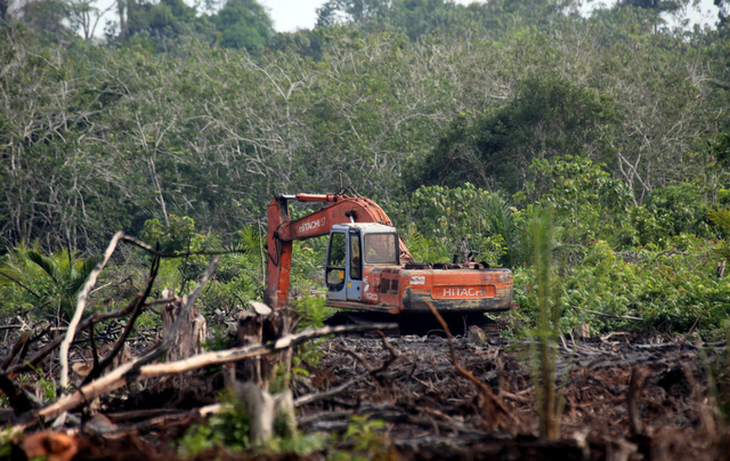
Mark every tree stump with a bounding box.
[160,289,207,386]
[235,301,293,389]
[232,381,297,445]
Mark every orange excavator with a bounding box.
[265,190,514,326]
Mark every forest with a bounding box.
[2,0,730,459]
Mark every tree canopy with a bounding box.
[0,0,727,253]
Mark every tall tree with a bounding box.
[212,0,273,52]
[716,0,730,27]
[412,74,616,194]
[316,0,390,27]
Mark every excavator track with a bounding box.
[324,311,497,337]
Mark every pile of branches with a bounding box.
[0,232,396,459]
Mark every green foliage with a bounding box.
[709,207,730,262]
[178,393,325,457]
[560,241,637,332]
[643,183,715,240]
[178,398,251,455]
[2,9,727,256]
[213,0,274,52]
[177,422,223,456]
[197,226,266,315]
[517,156,635,247]
[525,204,564,439]
[625,182,716,249]
[291,240,327,292]
[292,294,330,330]
[399,227,450,263]
[515,235,730,335]
[713,132,730,169]
[1,0,730,342]
[285,295,333,381]
[0,243,100,320]
[0,428,19,458]
[414,74,617,194]
[398,183,518,266]
[141,215,196,254]
[329,414,393,461]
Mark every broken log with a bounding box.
[60,232,125,392]
[14,322,397,430]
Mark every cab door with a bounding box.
[325,231,347,300]
[346,229,363,301]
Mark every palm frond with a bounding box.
[237,226,262,254]
[69,255,102,295]
[26,250,61,285]
[708,208,730,233]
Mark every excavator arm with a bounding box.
[265,193,412,308]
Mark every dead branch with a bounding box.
[0,270,41,299]
[4,267,166,378]
[119,234,241,258]
[294,377,359,407]
[425,301,519,432]
[338,340,388,394]
[377,330,399,371]
[682,361,716,438]
[628,367,647,438]
[81,256,160,386]
[1,332,29,371]
[138,323,396,379]
[337,331,399,388]
[92,403,223,437]
[5,296,141,376]
[573,306,644,322]
[128,257,218,372]
[339,340,376,375]
[61,232,125,391]
[0,373,34,416]
[15,322,397,430]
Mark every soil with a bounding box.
[2,323,729,461]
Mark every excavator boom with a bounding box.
[265,193,411,308]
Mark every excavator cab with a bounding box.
[325,223,399,302]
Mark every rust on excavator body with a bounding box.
[326,266,514,314]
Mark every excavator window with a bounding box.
[364,233,397,265]
[350,231,362,280]
[326,232,346,290]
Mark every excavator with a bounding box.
[265,190,514,331]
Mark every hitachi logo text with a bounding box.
[298,218,326,234]
[442,287,486,297]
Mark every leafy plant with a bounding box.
[0,428,19,458]
[329,414,394,461]
[0,243,100,321]
[291,294,330,330]
[178,393,251,456]
[516,155,634,248]
[177,391,325,457]
[400,227,450,263]
[398,183,517,266]
[527,205,564,440]
[141,215,196,254]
